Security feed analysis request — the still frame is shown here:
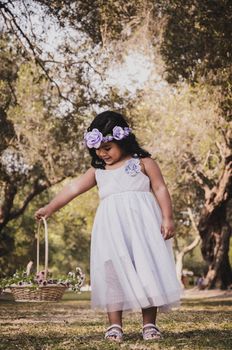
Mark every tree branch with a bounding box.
[42,59,105,81]
[0,176,65,231]
[7,80,17,105]
[207,160,232,212]
[0,3,77,107]
[0,182,17,225]
[8,181,48,221]
[182,207,201,254]
[193,170,211,199]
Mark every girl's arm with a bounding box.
[35,167,96,220]
[142,158,174,240]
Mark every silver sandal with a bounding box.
[105,324,123,342]
[142,323,162,340]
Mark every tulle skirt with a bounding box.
[90,191,182,312]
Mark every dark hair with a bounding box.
[86,111,151,169]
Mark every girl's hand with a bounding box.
[34,206,51,221]
[161,218,175,240]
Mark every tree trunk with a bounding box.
[199,203,232,289]
[195,145,232,290]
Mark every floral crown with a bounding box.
[84,126,132,149]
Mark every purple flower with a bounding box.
[112,126,125,140]
[102,135,114,142]
[84,128,103,148]
[125,158,141,177]
[124,127,132,136]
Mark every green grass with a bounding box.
[0,292,231,349]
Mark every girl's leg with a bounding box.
[142,306,157,325]
[142,307,162,340]
[105,311,123,342]
[107,310,123,326]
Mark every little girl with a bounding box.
[35,111,182,342]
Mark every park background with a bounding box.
[0,1,231,349]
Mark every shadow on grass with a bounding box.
[0,328,231,350]
[163,329,232,349]
[0,331,103,350]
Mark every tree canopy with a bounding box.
[0,0,231,288]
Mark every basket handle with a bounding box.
[36,217,49,280]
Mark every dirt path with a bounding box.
[182,287,232,299]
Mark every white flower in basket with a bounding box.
[0,218,85,302]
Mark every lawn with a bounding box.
[0,291,231,350]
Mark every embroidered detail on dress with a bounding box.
[125,158,141,177]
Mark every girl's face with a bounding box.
[95,142,126,165]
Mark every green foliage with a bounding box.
[0,178,98,282]
[36,0,149,44]
[0,33,92,265]
[36,0,102,43]
[45,180,99,282]
[132,82,223,202]
[0,35,19,85]
[184,245,208,276]
[157,1,231,79]
[0,189,48,276]
[0,267,85,292]
[0,269,35,290]
[6,60,87,180]
[130,81,231,272]
[152,0,232,286]
[157,0,232,120]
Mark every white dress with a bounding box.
[90,157,182,312]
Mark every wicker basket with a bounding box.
[10,217,67,302]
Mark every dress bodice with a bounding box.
[95,157,151,200]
